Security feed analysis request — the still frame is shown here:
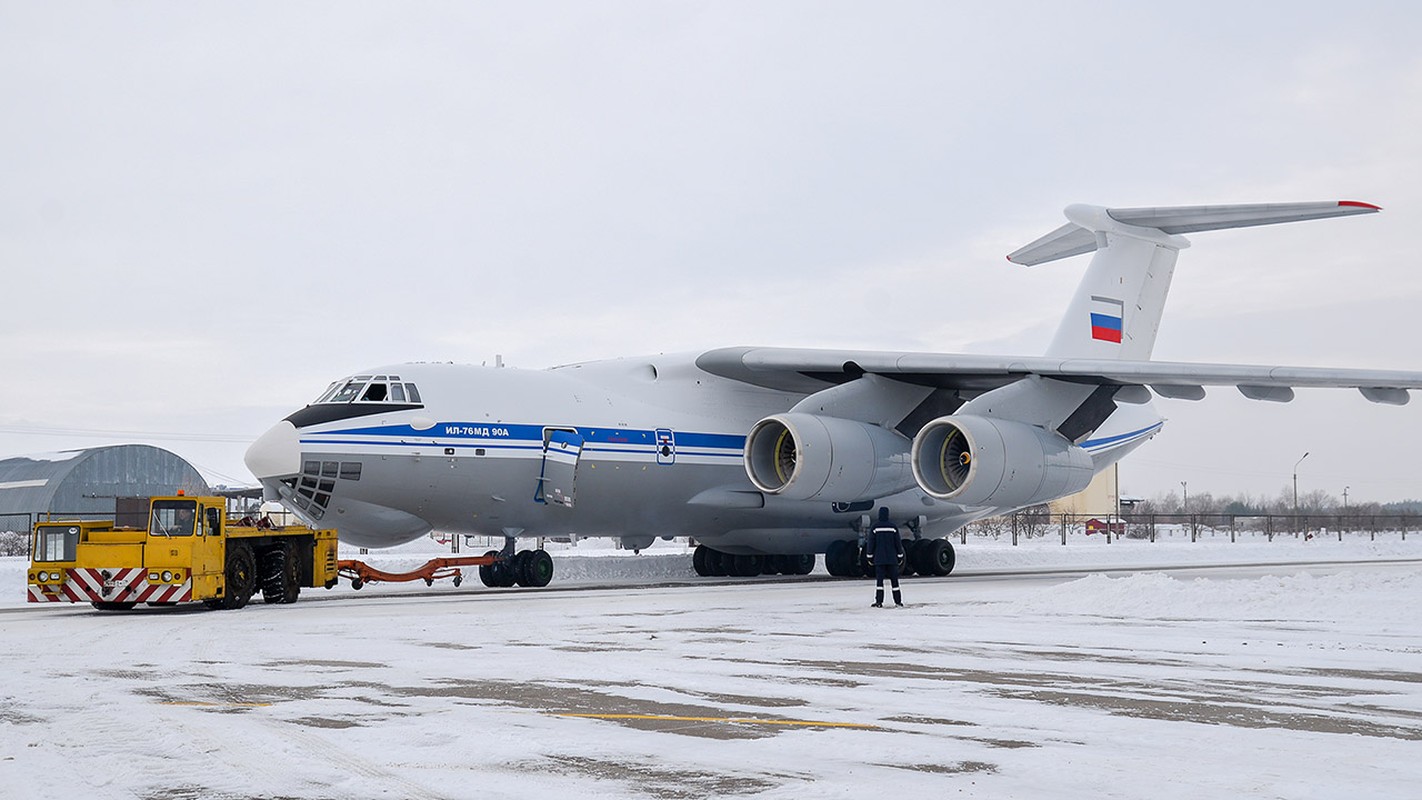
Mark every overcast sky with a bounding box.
[3,1,1420,503]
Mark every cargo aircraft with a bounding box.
[246,200,1422,587]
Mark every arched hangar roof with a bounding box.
[0,444,210,517]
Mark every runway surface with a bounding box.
[2,554,1419,799]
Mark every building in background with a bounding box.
[1050,464,1140,518]
[0,445,210,533]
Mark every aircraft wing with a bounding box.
[695,346,1422,405]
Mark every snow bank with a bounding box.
[1014,569,1422,624]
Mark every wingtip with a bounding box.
[1338,200,1382,211]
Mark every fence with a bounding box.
[1,513,32,536]
[964,512,1419,546]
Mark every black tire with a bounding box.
[825,540,851,577]
[788,553,816,575]
[91,601,137,611]
[511,550,533,587]
[479,550,501,587]
[898,540,914,576]
[732,554,763,577]
[907,538,929,575]
[221,543,257,610]
[858,547,873,579]
[705,549,729,577]
[693,545,712,577]
[261,542,301,604]
[525,550,554,587]
[482,550,516,588]
[922,538,956,576]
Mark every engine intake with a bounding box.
[911,415,1093,508]
[744,413,914,502]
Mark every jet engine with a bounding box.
[910,415,1093,508]
[743,413,915,502]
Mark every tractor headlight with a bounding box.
[36,571,49,582]
[149,572,161,581]
[161,570,174,582]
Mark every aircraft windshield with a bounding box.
[312,375,421,406]
[150,500,197,537]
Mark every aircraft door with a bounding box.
[536,428,583,508]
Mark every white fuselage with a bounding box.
[246,354,1162,552]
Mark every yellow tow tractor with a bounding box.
[26,494,339,611]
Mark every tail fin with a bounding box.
[1009,201,1380,360]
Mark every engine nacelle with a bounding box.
[744,413,915,502]
[911,414,1093,508]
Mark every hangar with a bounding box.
[0,444,210,533]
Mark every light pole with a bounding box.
[1180,481,1188,514]
[1342,486,1350,539]
[1293,451,1310,533]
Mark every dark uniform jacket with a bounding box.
[868,524,904,565]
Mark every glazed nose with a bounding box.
[245,421,301,480]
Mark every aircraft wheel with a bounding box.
[732,554,762,577]
[525,550,554,587]
[478,550,501,587]
[764,554,785,575]
[907,539,930,574]
[221,543,257,609]
[693,545,712,577]
[706,549,730,577]
[788,553,816,575]
[511,550,533,586]
[859,547,873,579]
[825,540,852,577]
[898,541,914,577]
[922,539,956,576]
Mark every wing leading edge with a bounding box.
[695,346,1422,405]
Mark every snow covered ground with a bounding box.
[2,538,1419,799]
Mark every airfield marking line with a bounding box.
[551,712,879,729]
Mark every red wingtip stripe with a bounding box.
[1338,200,1382,210]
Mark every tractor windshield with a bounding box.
[150,500,197,537]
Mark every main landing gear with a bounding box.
[824,538,955,578]
[478,548,554,588]
[692,546,816,578]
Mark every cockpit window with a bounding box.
[329,380,366,403]
[308,375,423,407]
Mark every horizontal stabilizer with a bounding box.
[1009,201,1380,266]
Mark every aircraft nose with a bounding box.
[245,420,301,480]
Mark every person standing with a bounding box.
[868,507,904,607]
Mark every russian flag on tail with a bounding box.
[1090,295,1124,343]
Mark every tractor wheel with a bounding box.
[221,543,257,609]
[261,542,301,604]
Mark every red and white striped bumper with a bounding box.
[27,568,193,604]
